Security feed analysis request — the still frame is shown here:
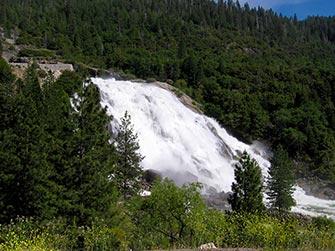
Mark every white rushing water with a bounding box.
[93,77,335,219]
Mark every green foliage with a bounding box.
[267,145,296,211]
[59,81,118,225]
[228,151,265,213]
[55,70,82,94]
[0,64,58,222]
[312,216,335,231]
[114,111,144,199]
[128,181,335,250]
[1,186,335,251]
[0,217,129,250]
[0,64,119,226]
[129,180,207,249]
[18,48,55,58]
[219,213,335,249]
[0,58,14,84]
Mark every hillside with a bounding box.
[1,1,335,249]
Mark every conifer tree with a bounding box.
[62,81,117,225]
[0,65,58,222]
[0,58,14,85]
[42,71,77,217]
[267,145,296,211]
[0,60,16,223]
[0,59,14,131]
[228,151,265,213]
[115,111,143,199]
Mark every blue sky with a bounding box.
[238,0,335,19]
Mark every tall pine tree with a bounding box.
[62,81,118,225]
[0,64,58,222]
[228,151,265,213]
[114,111,143,199]
[266,145,296,211]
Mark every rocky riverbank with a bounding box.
[297,177,335,200]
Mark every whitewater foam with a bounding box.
[93,77,335,219]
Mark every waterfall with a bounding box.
[93,77,335,219]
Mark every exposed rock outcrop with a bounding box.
[297,178,335,200]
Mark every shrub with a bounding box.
[0,217,129,250]
[146,77,156,83]
[18,48,55,58]
[129,180,207,249]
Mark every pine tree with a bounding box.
[0,65,58,222]
[228,151,265,213]
[42,71,77,218]
[115,111,143,199]
[267,145,296,211]
[0,58,14,85]
[61,81,118,225]
[0,59,14,131]
[0,60,16,223]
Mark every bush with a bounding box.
[312,216,335,230]
[0,217,65,251]
[127,179,335,250]
[174,79,187,89]
[119,71,136,80]
[18,48,55,58]
[38,69,48,78]
[0,211,334,250]
[129,180,207,249]
[0,58,15,84]
[0,217,129,250]
[146,77,156,83]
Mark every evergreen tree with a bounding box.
[0,58,14,85]
[0,59,14,131]
[0,60,16,223]
[267,145,296,211]
[0,65,58,222]
[61,81,118,225]
[114,111,143,199]
[42,71,77,218]
[228,151,265,213]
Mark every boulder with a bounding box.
[199,242,217,250]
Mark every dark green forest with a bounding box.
[1,0,334,182]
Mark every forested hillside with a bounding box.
[1,0,335,180]
[1,1,335,249]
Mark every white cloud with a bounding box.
[238,0,312,9]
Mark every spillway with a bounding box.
[93,77,335,219]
